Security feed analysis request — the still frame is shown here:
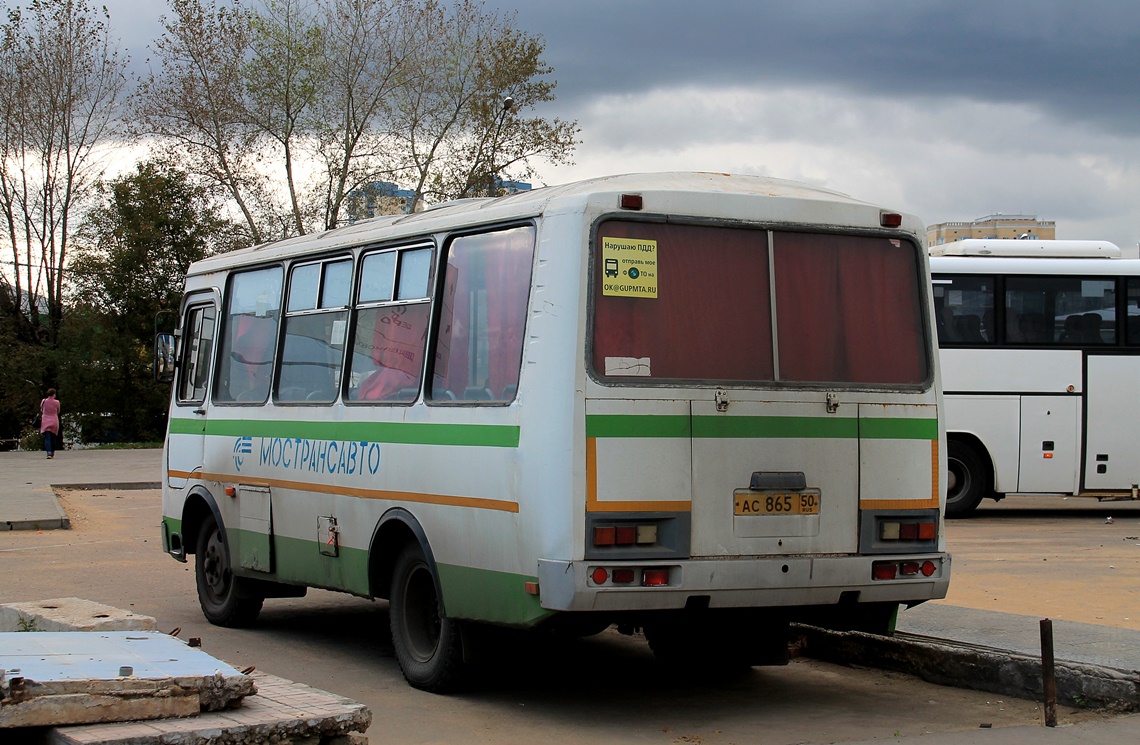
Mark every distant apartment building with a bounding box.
[345,181,419,222]
[926,214,1056,246]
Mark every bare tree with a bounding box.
[136,0,577,239]
[245,0,324,235]
[310,0,422,229]
[0,0,127,346]
[132,0,270,244]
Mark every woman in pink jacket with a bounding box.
[40,388,61,459]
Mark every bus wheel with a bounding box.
[195,515,264,627]
[389,543,465,692]
[946,440,988,518]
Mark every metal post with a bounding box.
[1040,618,1057,727]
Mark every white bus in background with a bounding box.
[931,238,1140,517]
[155,172,949,691]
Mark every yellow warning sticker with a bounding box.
[601,237,658,298]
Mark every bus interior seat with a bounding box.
[954,314,985,343]
[1081,312,1104,343]
[1059,314,1083,343]
[501,383,517,400]
[397,387,419,401]
[464,386,493,401]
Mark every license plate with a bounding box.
[733,490,821,516]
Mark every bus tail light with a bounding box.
[588,565,675,587]
[872,562,898,580]
[879,520,937,541]
[873,559,939,580]
[593,523,659,547]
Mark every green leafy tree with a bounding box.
[64,161,246,442]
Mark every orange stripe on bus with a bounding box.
[585,438,691,514]
[169,470,519,513]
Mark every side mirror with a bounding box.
[154,333,176,383]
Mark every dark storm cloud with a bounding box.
[513,0,1140,133]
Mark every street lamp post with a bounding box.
[487,95,513,197]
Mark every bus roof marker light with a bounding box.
[880,212,903,228]
[620,194,643,210]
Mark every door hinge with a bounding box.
[826,391,840,414]
[715,389,730,412]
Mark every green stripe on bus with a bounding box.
[167,418,520,447]
[859,417,938,440]
[436,563,551,627]
[589,414,937,440]
[586,415,691,438]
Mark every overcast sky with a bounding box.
[101,0,1140,249]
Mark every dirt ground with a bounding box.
[939,494,1140,631]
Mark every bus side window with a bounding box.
[215,267,283,403]
[347,247,432,404]
[430,225,536,403]
[1128,278,1140,345]
[932,275,994,346]
[277,258,351,404]
[178,303,216,404]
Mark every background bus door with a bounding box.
[1083,354,1140,491]
[166,300,216,491]
[1017,395,1079,493]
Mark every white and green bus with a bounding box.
[155,172,949,691]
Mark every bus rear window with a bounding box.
[592,221,927,386]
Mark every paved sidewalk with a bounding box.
[0,448,162,530]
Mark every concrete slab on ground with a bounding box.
[43,671,371,745]
[0,598,157,633]
[0,631,255,728]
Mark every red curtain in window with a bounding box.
[482,227,535,396]
[773,233,926,384]
[593,221,773,381]
[359,303,429,400]
[432,226,536,399]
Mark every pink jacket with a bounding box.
[40,396,60,435]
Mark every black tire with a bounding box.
[195,514,264,627]
[389,543,465,692]
[946,440,988,518]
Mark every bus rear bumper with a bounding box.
[536,554,950,612]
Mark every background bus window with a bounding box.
[592,221,774,382]
[178,303,215,403]
[1005,276,1115,345]
[431,226,535,402]
[348,247,432,402]
[277,257,351,403]
[1128,278,1140,345]
[931,274,995,345]
[773,233,927,385]
[215,267,283,403]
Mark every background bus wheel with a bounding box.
[389,543,464,693]
[195,515,263,627]
[946,440,988,518]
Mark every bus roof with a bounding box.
[187,172,922,276]
[930,238,1122,259]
